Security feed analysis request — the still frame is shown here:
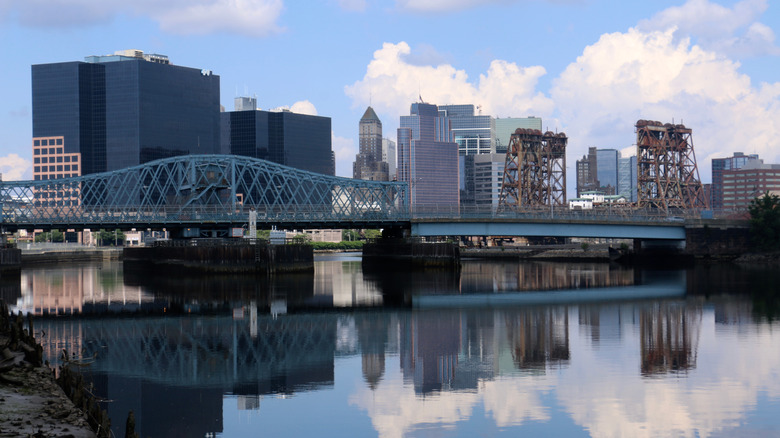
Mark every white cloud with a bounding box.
[551,27,780,182]
[2,0,285,37]
[344,42,554,126]
[0,153,31,181]
[638,0,780,58]
[332,132,356,177]
[289,100,318,116]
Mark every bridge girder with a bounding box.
[0,154,409,231]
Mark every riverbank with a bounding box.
[0,302,96,437]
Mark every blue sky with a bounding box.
[0,0,778,184]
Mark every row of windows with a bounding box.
[33,138,63,147]
[33,147,64,155]
[34,165,79,173]
[33,156,79,164]
[34,173,78,180]
[33,200,78,207]
[35,191,78,199]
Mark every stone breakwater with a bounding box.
[0,301,98,438]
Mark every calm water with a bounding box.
[2,254,780,437]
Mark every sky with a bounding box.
[0,0,778,187]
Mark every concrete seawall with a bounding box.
[0,248,21,271]
[363,240,460,268]
[123,243,313,274]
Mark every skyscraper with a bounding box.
[221,97,334,176]
[596,149,619,195]
[437,105,494,206]
[397,103,459,207]
[353,106,389,181]
[576,147,599,197]
[618,156,637,202]
[382,138,397,180]
[32,50,221,175]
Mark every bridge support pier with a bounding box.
[363,238,459,269]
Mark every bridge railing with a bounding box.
[410,204,711,223]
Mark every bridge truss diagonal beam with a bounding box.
[0,154,409,230]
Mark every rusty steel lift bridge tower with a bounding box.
[635,120,708,212]
[498,129,567,210]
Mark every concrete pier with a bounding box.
[123,240,313,274]
[362,239,460,268]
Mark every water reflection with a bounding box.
[10,259,780,437]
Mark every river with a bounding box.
[2,254,779,437]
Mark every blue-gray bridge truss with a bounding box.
[0,154,409,232]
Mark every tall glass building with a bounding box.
[221,100,334,176]
[32,50,221,175]
[618,156,637,202]
[596,149,619,195]
[397,103,459,207]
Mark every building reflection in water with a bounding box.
[27,260,779,436]
[459,261,635,293]
[16,262,155,315]
[505,308,570,370]
[640,303,701,375]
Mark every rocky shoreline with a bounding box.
[0,301,97,438]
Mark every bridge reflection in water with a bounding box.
[15,260,777,437]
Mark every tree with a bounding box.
[748,192,780,251]
[291,234,311,245]
[34,230,64,243]
[96,229,126,246]
[363,229,382,240]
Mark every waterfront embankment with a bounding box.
[0,301,96,437]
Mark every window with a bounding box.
[72,165,78,171]
[41,139,48,146]
[34,166,40,172]
[49,165,55,172]
[41,157,47,164]
[56,138,63,145]
[57,157,63,163]
[34,158,40,164]
[41,148,47,155]
[34,140,40,146]
[57,165,63,172]
[64,156,70,163]
[65,165,70,171]
[48,148,55,154]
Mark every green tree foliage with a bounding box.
[291,234,311,245]
[748,192,780,251]
[363,229,382,240]
[96,229,126,246]
[34,230,64,243]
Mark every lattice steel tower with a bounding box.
[635,120,708,211]
[498,129,567,210]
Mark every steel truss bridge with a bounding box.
[0,154,409,234]
[0,154,733,241]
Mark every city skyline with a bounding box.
[0,0,778,192]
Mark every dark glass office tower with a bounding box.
[32,51,221,175]
[222,103,334,176]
